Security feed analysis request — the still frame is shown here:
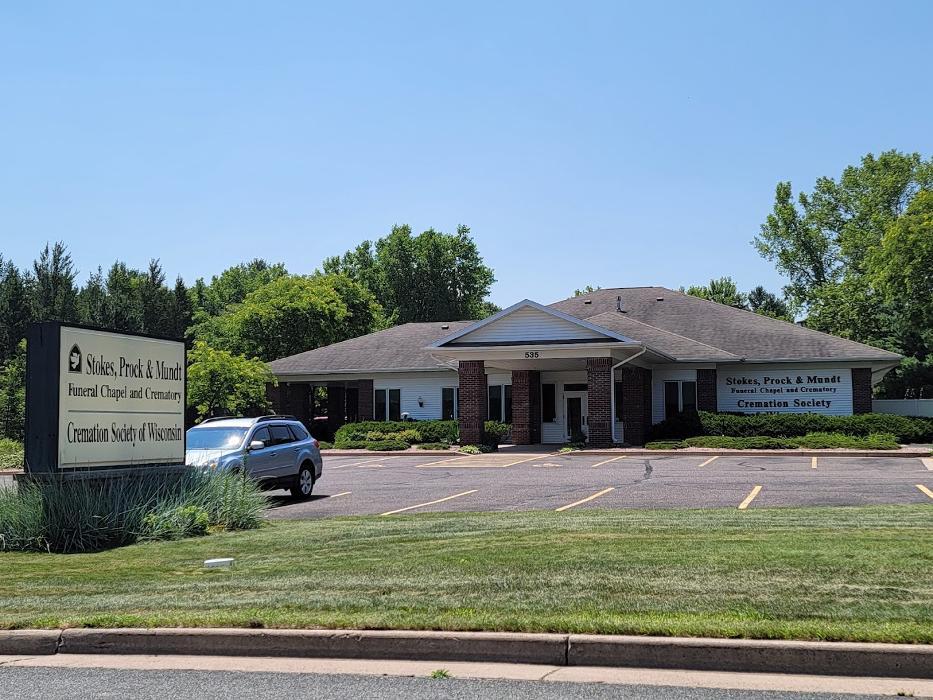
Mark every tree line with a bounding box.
[0,225,497,438]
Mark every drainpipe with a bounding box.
[610,346,647,444]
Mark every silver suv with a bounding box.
[185,415,323,499]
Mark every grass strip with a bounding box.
[1,505,931,643]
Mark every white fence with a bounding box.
[872,399,933,418]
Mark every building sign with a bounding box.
[26,323,186,472]
[716,366,854,416]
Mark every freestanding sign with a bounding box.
[25,323,186,473]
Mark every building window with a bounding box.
[664,380,698,419]
[374,388,402,421]
[542,383,556,422]
[487,385,512,423]
[442,387,459,420]
[614,381,623,422]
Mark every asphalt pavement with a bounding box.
[0,667,898,700]
[264,452,933,519]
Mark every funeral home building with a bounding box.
[266,287,901,446]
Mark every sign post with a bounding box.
[24,322,186,477]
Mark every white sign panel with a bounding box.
[58,327,185,468]
[717,366,853,416]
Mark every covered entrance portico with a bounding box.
[429,300,663,447]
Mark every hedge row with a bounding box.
[334,420,459,445]
[645,432,901,451]
[649,411,933,443]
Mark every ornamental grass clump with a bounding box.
[0,469,267,553]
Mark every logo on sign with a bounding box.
[67,344,82,374]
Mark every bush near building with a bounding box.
[649,410,933,444]
[645,432,901,451]
[332,419,510,450]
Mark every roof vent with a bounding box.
[656,296,664,302]
[616,295,624,313]
[583,299,592,305]
[441,324,449,330]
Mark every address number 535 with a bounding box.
[524,351,540,359]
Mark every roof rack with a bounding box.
[255,415,299,423]
[200,416,245,424]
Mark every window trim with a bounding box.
[374,388,402,422]
[663,380,698,419]
[487,384,512,423]
[442,387,459,420]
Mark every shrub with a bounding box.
[649,411,933,443]
[317,441,333,450]
[417,442,450,450]
[333,439,370,450]
[0,469,266,553]
[0,439,22,470]
[684,435,798,449]
[482,421,511,447]
[334,420,458,445]
[365,439,409,451]
[645,440,688,450]
[793,432,899,450]
[458,445,481,454]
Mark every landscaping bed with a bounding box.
[0,505,930,643]
[328,419,509,452]
[0,439,23,471]
[646,432,903,451]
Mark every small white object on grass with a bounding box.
[203,558,234,568]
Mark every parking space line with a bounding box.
[916,485,933,500]
[922,458,933,471]
[381,490,478,516]
[415,455,477,468]
[698,456,719,467]
[811,457,818,469]
[325,491,351,498]
[591,456,626,468]
[502,453,557,468]
[328,457,387,470]
[738,485,762,510]
[555,487,615,512]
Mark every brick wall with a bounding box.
[586,357,613,447]
[621,365,652,445]
[697,368,717,412]
[511,369,541,445]
[852,368,872,414]
[458,360,487,445]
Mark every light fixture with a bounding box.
[417,396,424,407]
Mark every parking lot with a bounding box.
[266,452,933,519]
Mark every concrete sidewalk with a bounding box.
[1,629,930,679]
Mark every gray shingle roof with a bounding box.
[550,287,901,362]
[267,321,472,374]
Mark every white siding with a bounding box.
[373,371,458,421]
[717,364,853,416]
[541,370,587,443]
[652,368,698,424]
[872,399,933,418]
[457,306,609,344]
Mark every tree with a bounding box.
[0,258,31,365]
[29,242,79,322]
[323,224,495,323]
[574,285,601,296]
[191,274,382,362]
[682,277,747,308]
[192,259,288,318]
[186,341,275,421]
[0,340,26,441]
[746,286,792,321]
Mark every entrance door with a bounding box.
[565,393,588,441]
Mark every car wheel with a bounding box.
[291,463,315,500]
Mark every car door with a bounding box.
[243,427,276,479]
[267,424,298,478]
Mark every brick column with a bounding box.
[327,382,346,430]
[586,357,613,447]
[357,379,374,421]
[621,365,652,445]
[510,370,541,445]
[852,368,872,414]
[458,360,487,445]
[697,368,717,413]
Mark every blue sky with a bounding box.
[2,1,931,307]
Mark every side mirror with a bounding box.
[248,440,265,451]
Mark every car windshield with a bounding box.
[186,427,247,450]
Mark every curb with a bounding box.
[0,470,24,476]
[3,628,929,679]
[322,450,928,458]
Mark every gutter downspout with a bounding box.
[610,346,647,444]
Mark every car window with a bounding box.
[288,424,309,441]
[251,427,271,446]
[269,425,293,446]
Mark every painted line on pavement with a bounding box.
[591,456,626,468]
[698,456,719,467]
[922,458,933,471]
[327,457,387,470]
[555,487,615,512]
[811,457,818,469]
[502,453,558,468]
[415,455,479,468]
[381,490,478,516]
[738,485,762,510]
[325,491,352,499]
[916,484,933,500]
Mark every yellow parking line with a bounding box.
[811,456,818,469]
[555,487,615,512]
[916,484,933,500]
[922,458,933,471]
[738,485,762,510]
[591,456,626,468]
[328,457,386,470]
[698,456,719,467]
[326,491,351,498]
[502,453,557,468]
[381,490,478,516]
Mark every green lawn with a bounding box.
[2,506,931,643]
